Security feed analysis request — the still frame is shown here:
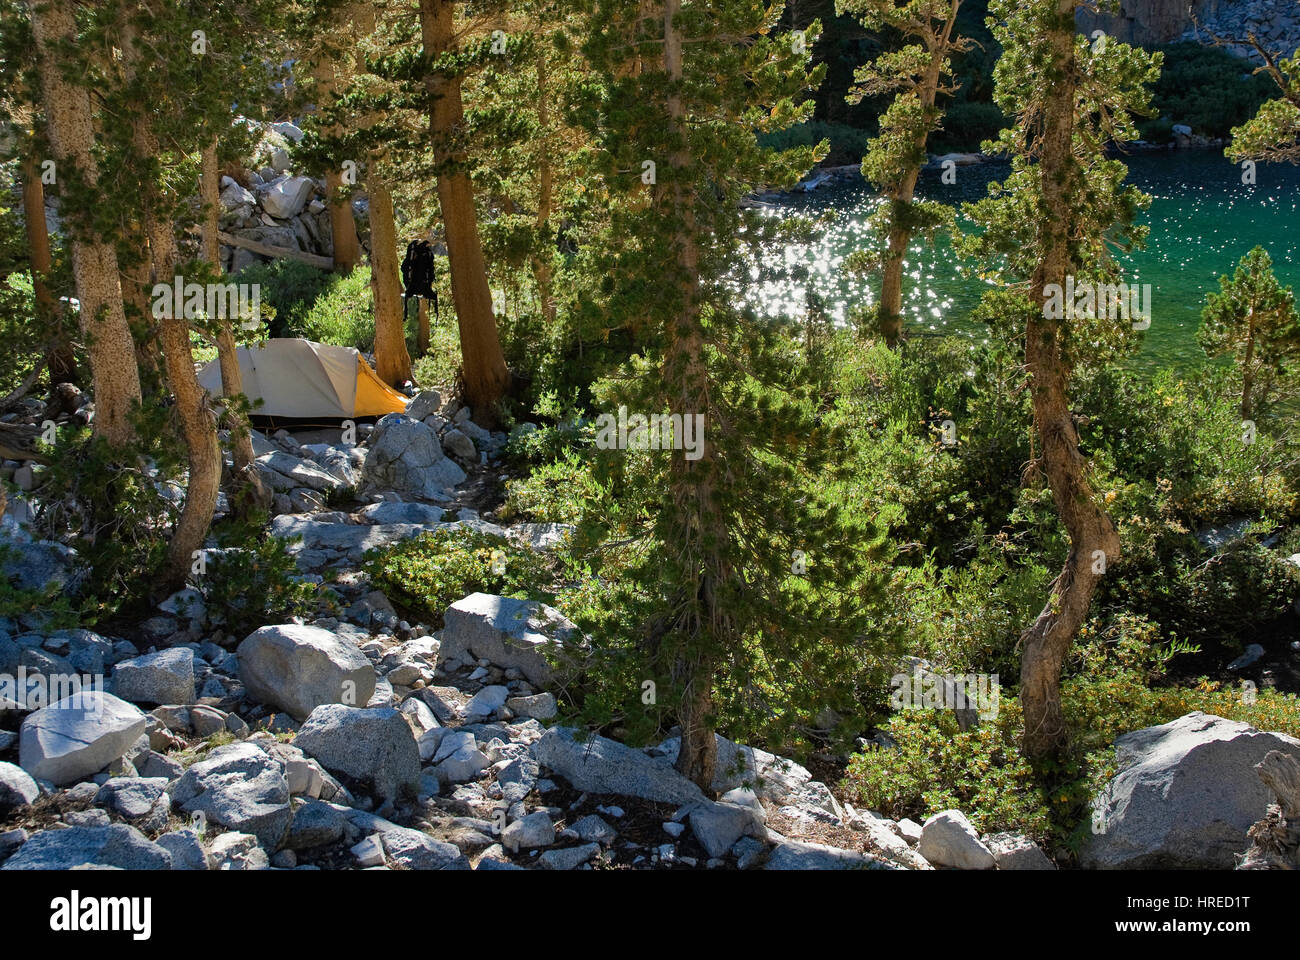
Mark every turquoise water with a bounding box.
[754,151,1300,370]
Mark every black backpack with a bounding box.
[401,239,438,321]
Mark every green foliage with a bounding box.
[31,408,184,619]
[234,259,338,339]
[842,619,1300,849]
[1197,246,1300,418]
[198,520,324,638]
[1141,42,1276,140]
[294,265,376,352]
[364,527,553,627]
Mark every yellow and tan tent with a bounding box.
[197,338,408,427]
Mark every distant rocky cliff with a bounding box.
[1077,0,1300,60]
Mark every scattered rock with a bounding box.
[19,691,148,786]
[0,761,40,812]
[918,810,996,869]
[764,839,891,870]
[1083,712,1300,869]
[1,825,171,870]
[111,647,195,706]
[361,415,465,500]
[171,742,294,849]
[294,704,422,802]
[502,811,555,852]
[532,727,707,806]
[985,832,1055,870]
[440,593,579,687]
[238,624,376,721]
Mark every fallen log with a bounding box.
[0,422,51,464]
[217,230,333,270]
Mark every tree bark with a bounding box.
[875,5,958,348]
[417,298,430,356]
[531,49,557,327]
[313,59,362,274]
[202,141,260,492]
[29,0,142,447]
[21,152,75,384]
[1019,1,1121,759]
[368,167,413,385]
[658,0,721,792]
[127,46,220,591]
[419,0,510,426]
[1241,312,1256,420]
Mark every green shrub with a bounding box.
[198,521,325,637]
[841,617,1300,854]
[31,410,184,619]
[233,259,336,337]
[295,266,375,352]
[1142,42,1276,139]
[363,527,554,627]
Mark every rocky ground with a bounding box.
[2,387,1299,871]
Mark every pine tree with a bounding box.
[418,0,511,425]
[28,0,142,447]
[1226,35,1300,164]
[958,1,1160,758]
[1198,246,1300,421]
[574,0,882,790]
[839,0,970,347]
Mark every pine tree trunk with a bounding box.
[660,0,721,792]
[1241,314,1256,420]
[127,52,220,591]
[417,298,430,356]
[202,141,258,480]
[22,152,75,384]
[313,59,362,274]
[532,50,557,327]
[368,168,413,385]
[875,11,954,348]
[29,0,142,447]
[419,0,510,426]
[1019,1,1121,759]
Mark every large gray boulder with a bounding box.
[238,624,376,721]
[269,516,432,564]
[654,732,840,823]
[918,810,996,869]
[361,415,465,500]
[256,451,345,493]
[440,593,578,686]
[19,691,148,786]
[355,501,444,525]
[1082,711,1300,869]
[294,704,421,801]
[171,742,293,849]
[531,726,707,805]
[0,538,84,594]
[111,647,195,706]
[381,827,470,870]
[1,825,171,870]
[260,175,315,219]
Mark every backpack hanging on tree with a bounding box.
[401,239,439,323]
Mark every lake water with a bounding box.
[753,151,1300,371]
